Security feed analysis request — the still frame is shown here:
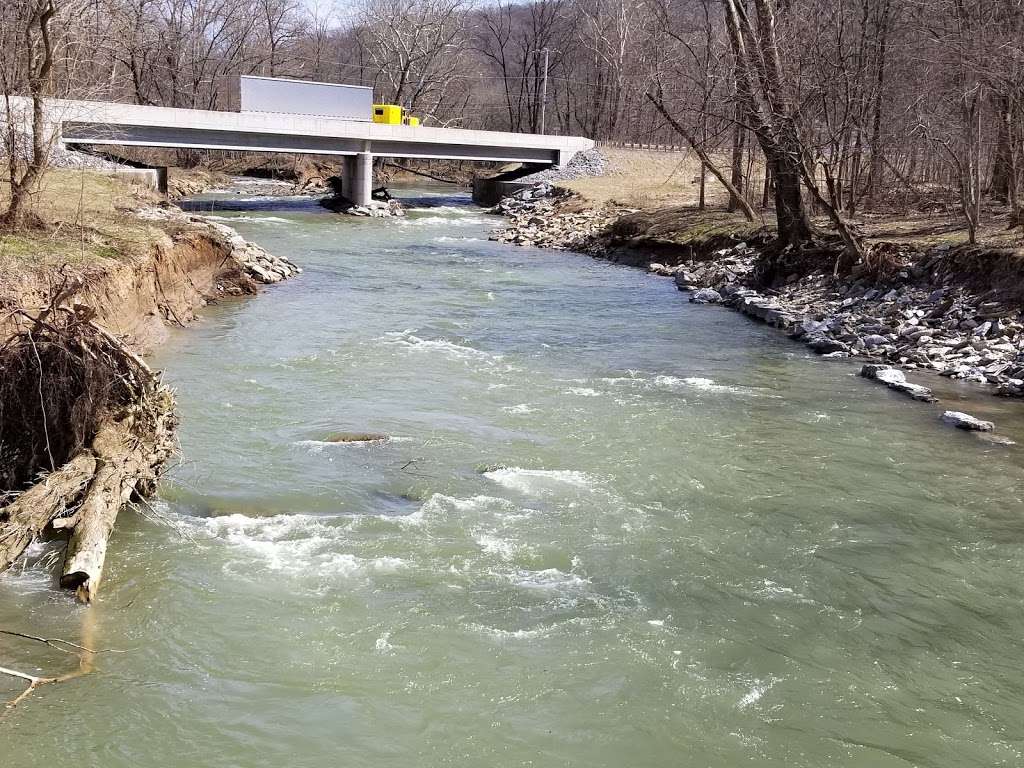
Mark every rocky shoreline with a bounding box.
[135,205,302,284]
[491,187,1024,408]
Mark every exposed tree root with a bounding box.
[0,296,178,603]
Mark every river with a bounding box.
[2,186,1024,767]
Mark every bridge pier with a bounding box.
[339,152,373,207]
[341,155,357,200]
[354,152,373,207]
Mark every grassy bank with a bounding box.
[0,170,174,295]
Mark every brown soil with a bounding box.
[3,228,256,353]
[1,170,258,352]
[87,230,256,349]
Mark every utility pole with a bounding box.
[529,47,552,134]
[539,47,550,135]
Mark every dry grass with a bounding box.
[857,208,1024,250]
[0,169,166,273]
[570,148,1024,253]
[564,147,743,209]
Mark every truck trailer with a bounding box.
[240,75,418,126]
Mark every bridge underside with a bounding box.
[62,121,563,205]
[62,122,562,164]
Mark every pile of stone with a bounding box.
[649,241,1024,398]
[491,185,621,249]
[134,206,302,284]
[49,144,126,170]
[347,199,405,218]
[514,148,608,184]
[653,244,758,287]
[203,219,302,283]
[1,130,126,170]
[321,196,405,218]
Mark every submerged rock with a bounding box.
[322,432,390,443]
[940,411,994,431]
[860,364,938,402]
[975,432,1016,446]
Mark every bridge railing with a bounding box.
[597,140,690,153]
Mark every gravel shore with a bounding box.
[491,186,1024,402]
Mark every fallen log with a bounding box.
[1,301,177,601]
[0,453,97,571]
[60,392,176,603]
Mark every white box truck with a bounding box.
[240,76,373,121]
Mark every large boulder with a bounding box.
[690,288,722,304]
[860,364,937,402]
[940,411,994,431]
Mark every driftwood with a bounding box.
[1,615,106,711]
[0,453,97,571]
[0,303,177,603]
[60,400,175,603]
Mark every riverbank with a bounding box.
[7,188,1023,765]
[0,170,300,601]
[492,187,1024,407]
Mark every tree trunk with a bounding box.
[764,141,812,247]
[60,400,175,603]
[60,460,128,604]
[0,454,97,572]
[720,0,813,247]
[864,0,892,209]
[728,115,745,212]
[0,0,56,232]
[991,94,1012,202]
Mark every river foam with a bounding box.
[400,215,488,227]
[196,512,407,580]
[483,467,598,495]
[200,214,292,224]
[381,330,508,369]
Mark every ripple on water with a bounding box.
[194,512,407,583]
[483,467,599,496]
[378,330,512,370]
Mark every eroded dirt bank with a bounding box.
[4,210,300,353]
[0,187,300,604]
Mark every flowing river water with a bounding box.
[3,185,1024,767]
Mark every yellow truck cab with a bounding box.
[372,104,420,126]
[372,104,403,125]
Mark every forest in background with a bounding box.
[2,0,1023,248]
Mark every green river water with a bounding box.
[3,186,1024,767]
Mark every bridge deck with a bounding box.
[7,97,592,205]
[34,98,591,164]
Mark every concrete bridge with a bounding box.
[16,98,593,205]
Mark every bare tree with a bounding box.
[1,0,58,231]
[355,0,471,121]
[720,0,813,248]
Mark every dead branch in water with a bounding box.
[0,453,96,571]
[0,627,122,654]
[61,395,176,603]
[0,612,109,711]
